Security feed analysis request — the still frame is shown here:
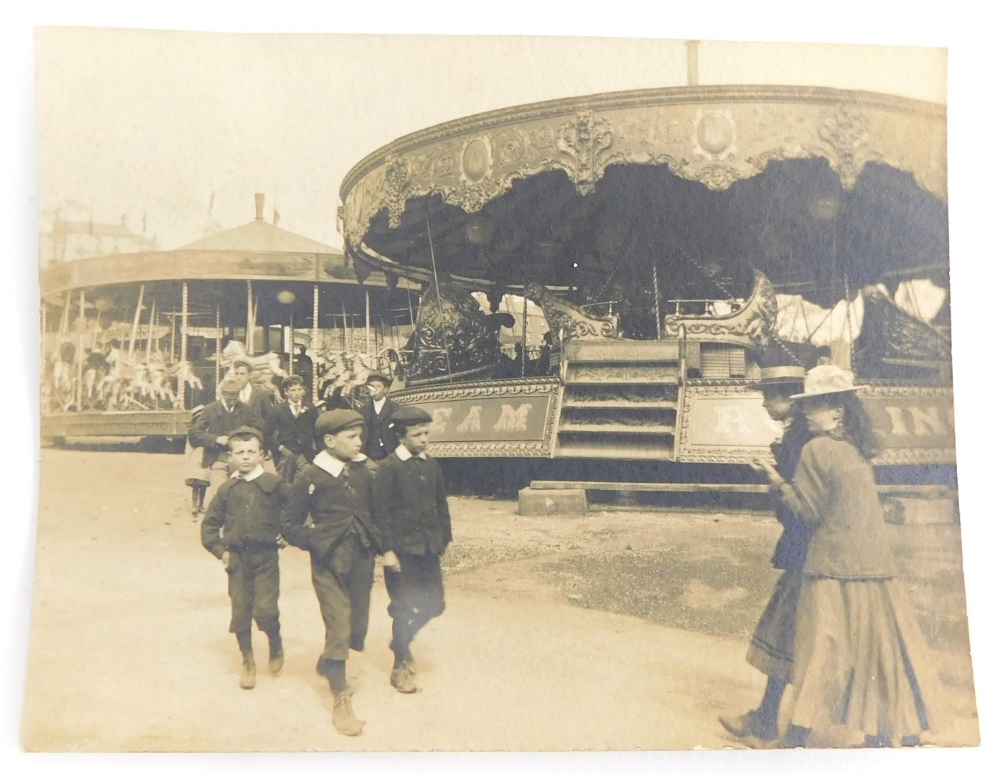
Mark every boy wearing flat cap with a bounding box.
[361,372,399,462]
[264,374,320,483]
[373,405,452,694]
[189,378,254,503]
[280,409,383,736]
[201,426,289,690]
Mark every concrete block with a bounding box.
[518,487,588,516]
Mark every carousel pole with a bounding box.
[653,261,663,339]
[75,290,85,410]
[365,289,371,357]
[180,282,189,410]
[425,216,452,379]
[145,299,156,361]
[128,284,145,357]
[215,304,221,394]
[521,287,528,377]
[169,311,177,362]
[312,283,320,404]
[288,307,295,376]
[41,302,47,368]
[341,300,349,351]
[245,280,254,355]
[60,290,71,336]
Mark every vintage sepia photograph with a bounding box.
[18,19,986,763]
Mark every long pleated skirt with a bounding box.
[788,576,942,743]
[746,569,802,684]
[183,439,210,487]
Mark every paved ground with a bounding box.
[20,449,979,752]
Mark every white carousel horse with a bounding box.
[145,360,176,406]
[51,359,75,411]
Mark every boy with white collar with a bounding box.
[201,426,289,690]
[373,405,452,694]
[280,409,383,736]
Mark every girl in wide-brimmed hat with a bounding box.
[753,364,943,748]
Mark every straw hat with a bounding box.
[790,364,864,400]
[754,365,807,385]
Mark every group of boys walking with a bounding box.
[196,365,450,736]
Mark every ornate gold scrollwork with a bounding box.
[341,87,947,256]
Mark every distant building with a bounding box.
[39,213,159,267]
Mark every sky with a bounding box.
[6,4,1000,775]
[35,31,946,252]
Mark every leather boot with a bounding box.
[390,660,417,694]
[267,632,284,675]
[331,691,365,736]
[240,653,256,690]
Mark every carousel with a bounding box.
[339,85,956,481]
[40,194,419,441]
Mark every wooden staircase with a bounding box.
[554,340,682,461]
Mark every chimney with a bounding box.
[255,193,265,221]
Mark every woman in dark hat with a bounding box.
[720,363,811,742]
[755,365,942,748]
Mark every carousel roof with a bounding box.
[340,85,948,307]
[178,214,339,255]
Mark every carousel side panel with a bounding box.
[675,380,957,467]
[41,410,192,440]
[392,378,561,457]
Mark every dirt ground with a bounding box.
[20,449,979,752]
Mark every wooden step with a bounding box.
[558,424,675,435]
[565,374,680,385]
[565,340,681,362]
[532,480,770,494]
[554,442,674,460]
[530,480,959,497]
[561,399,678,410]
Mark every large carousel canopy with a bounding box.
[340,85,947,311]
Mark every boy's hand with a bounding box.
[276,534,289,549]
[220,550,231,569]
[383,550,401,572]
[216,435,230,447]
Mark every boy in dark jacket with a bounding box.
[200,426,289,690]
[280,409,382,736]
[264,374,320,483]
[373,405,452,694]
[189,379,253,501]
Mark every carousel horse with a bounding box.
[145,359,176,406]
[50,358,75,411]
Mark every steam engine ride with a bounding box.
[339,85,955,508]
